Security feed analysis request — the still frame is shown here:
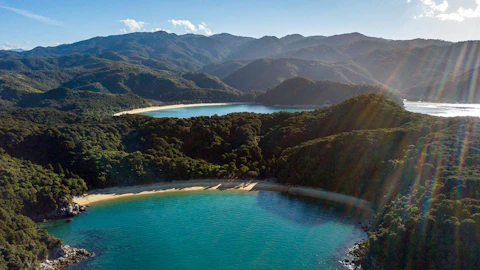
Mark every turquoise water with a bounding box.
[141,104,315,118]
[43,191,366,269]
[141,102,480,119]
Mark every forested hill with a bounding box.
[2,29,480,269]
[256,77,402,106]
[222,58,380,91]
[1,31,478,103]
[1,94,480,268]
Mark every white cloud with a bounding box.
[168,19,213,36]
[168,19,197,32]
[0,5,62,25]
[119,19,146,32]
[458,0,480,18]
[410,0,480,21]
[152,27,171,33]
[1,41,31,50]
[437,12,466,21]
[198,24,212,36]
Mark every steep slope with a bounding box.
[256,76,402,106]
[222,58,380,91]
[404,66,480,102]
[0,52,245,103]
[17,88,151,114]
[353,41,480,91]
[200,60,250,78]
[340,39,450,58]
[275,45,349,62]
[181,72,237,91]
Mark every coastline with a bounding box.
[113,103,243,116]
[73,179,374,217]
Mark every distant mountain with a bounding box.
[404,66,480,102]
[353,41,480,91]
[0,31,238,70]
[2,31,477,103]
[226,36,284,60]
[9,48,27,53]
[340,39,450,58]
[257,77,402,106]
[200,60,250,78]
[210,33,254,50]
[279,34,305,45]
[282,32,380,52]
[222,58,380,91]
[275,45,349,62]
[0,31,454,72]
[0,53,245,103]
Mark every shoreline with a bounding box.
[113,102,324,117]
[73,179,374,217]
[113,103,243,116]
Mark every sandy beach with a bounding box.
[113,103,239,116]
[74,179,374,216]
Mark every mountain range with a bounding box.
[1,31,479,105]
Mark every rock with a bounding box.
[79,205,87,211]
[40,245,94,270]
[66,218,73,223]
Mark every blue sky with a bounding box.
[1,0,480,50]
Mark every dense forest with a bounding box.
[2,29,480,269]
[1,93,480,269]
[257,77,402,106]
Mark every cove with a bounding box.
[141,104,315,118]
[42,190,367,269]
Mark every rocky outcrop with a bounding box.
[43,203,84,220]
[40,245,94,270]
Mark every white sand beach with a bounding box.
[73,179,374,216]
[113,103,238,116]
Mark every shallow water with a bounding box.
[42,191,366,269]
[141,104,315,118]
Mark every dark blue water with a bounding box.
[141,104,315,118]
[43,191,366,269]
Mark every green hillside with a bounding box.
[223,58,381,91]
[257,77,402,106]
[2,94,480,268]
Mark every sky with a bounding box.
[1,0,480,50]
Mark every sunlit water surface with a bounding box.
[404,102,480,117]
[42,191,366,270]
